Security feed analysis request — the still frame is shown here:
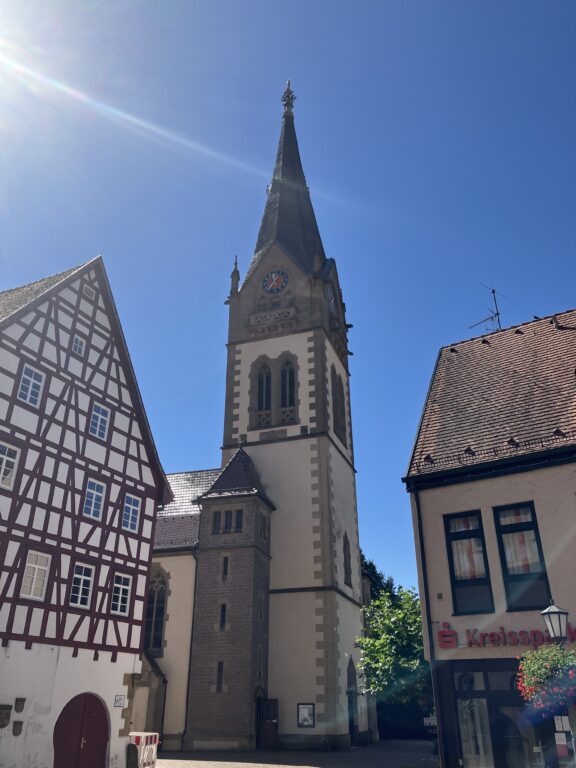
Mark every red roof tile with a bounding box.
[407,310,576,478]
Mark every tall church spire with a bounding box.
[249,82,326,278]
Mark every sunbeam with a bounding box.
[0,51,268,179]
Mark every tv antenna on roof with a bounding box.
[469,284,504,331]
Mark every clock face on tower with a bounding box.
[262,270,289,294]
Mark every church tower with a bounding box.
[217,83,369,749]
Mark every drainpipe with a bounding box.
[181,547,199,751]
[414,489,447,767]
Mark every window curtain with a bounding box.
[502,531,541,574]
[452,538,486,580]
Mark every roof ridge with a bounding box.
[0,261,92,298]
[441,307,576,350]
[166,468,220,478]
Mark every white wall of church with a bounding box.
[325,340,353,464]
[337,595,368,733]
[329,444,362,602]
[248,441,317,587]
[268,591,324,735]
[0,641,139,768]
[152,552,196,751]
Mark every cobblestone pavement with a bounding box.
[157,739,439,768]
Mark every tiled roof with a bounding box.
[202,448,275,509]
[0,265,83,323]
[245,100,325,283]
[154,514,199,551]
[407,310,576,479]
[158,469,221,517]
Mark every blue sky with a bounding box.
[1,1,575,588]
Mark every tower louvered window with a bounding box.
[343,532,352,587]
[280,361,296,424]
[256,365,272,426]
[145,575,167,656]
[331,366,347,446]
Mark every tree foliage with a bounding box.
[358,584,432,707]
[361,552,397,602]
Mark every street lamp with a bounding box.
[541,600,569,643]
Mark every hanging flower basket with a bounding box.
[517,644,576,718]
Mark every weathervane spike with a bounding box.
[282,80,296,114]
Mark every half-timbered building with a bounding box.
[0,257,171,768]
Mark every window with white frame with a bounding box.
[17,365,44,407]
[111,573,131,615]
[83,480,106,519]
[89,403,110,440]
[21,551,51,601]
[122,494,140,532]
[0,442,19,490]
[70,563,94,608]
[72,335,85,356]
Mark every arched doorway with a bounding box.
[347,658,358,746]
[53,693,109,768]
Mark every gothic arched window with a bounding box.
[331,366,347,446]
[343,532,352,587]
[280,361,297,424]
[144,574,167,656]
[280,362,295,408]
[256,365,272,426]
[250,355,298,429]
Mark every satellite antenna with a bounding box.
[469,284,504,331]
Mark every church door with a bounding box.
[53,693,109,768]
[256,698,278,750]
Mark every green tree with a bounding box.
[360,551,398,603]
[358,586,432,706]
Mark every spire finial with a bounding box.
[230,255,240,295]
[282,80,296,114]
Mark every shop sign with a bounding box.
[437,621,576,651]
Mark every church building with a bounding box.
[140,84,377,750]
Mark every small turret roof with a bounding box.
[201,447,275,509]
[246,83,326,282]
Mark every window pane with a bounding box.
[487,671,517,691]
[454,672,485,691]
[457,698,494,768]
[507,575,549,610]
[234,509,243,532]
[451,538,486,580]
[449,515,480,533]
[502,531,541,574]
[454,583,493,613]
[499,507,533,526]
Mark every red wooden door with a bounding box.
[53,693,109,768]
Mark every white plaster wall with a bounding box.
[151,552,196,750]
[337,595,368,733]
[324,340,353,464]
[329,445,362,603]
[234,331,314,437]
[247,441,316,587]
[0,641,141,768]
[268,591,323,735]
[415,461,576,662]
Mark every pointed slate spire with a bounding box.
[247,82,326,279]
[200,447,275,509]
